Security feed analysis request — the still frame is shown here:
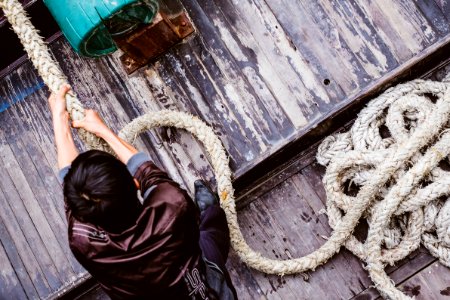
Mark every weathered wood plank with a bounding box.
[301,163,327,205]
[316,0,400,77]
[356,1,435,61]
[183,1,291,143]
[0,138,57,297]
[215,0,335,107]
[75,286,111,300]
[350,253,437,299]
[228,174,375,299]
[263,0,359,95]
[197,0,311,129]
[0,234,28,299]
[434,0,450,22]
[0,191,37,299]
[157,50,250,167]
[234,37,450,196]
[235,201,314,299]
[1,0,450,298]
[3,95,66,226]
[294,1,382,84]
[244,0,347,101]
[0,128,69,292]
[398,261,450,299]
[225,250,266,300]
[260,180,349,299]
[0,66,64,181]
[0,70,89,273]
[109,59,214,192]
[415,0,450,37]
[173,37,270,158]
[291,174,373,294]
[8,92,89,277]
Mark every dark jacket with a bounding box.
[61,153,228,299]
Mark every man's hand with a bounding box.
[48,84,70,119]
[74,109,138,164]
[72,109,111,138]
[49,84,79,169]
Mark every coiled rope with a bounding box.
[317,76,450,299]
[1,0,450,298]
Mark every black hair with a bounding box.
[63,150,141,233]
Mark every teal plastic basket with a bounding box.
[44,0,159,57]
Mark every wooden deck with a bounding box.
[1,0,450,298]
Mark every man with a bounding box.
[49,85,237,299]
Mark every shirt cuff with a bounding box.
[127,152,151,176]
[58,165,71,184]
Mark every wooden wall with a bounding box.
[0,0,449,298]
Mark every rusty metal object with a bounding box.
[116,11,194,74]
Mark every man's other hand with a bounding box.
[72,109,110,138]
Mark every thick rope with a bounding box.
[2,0,450,299]
[0,0,112,153]
[317,81,450,299]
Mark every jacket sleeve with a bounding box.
[128,152,175,196]
[58,165,71,184]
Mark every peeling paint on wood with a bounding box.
[1,0,450,298]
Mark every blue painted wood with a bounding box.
[0,80,44,112]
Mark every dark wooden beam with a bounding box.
[0,0,37,26]
[0,0,59,79]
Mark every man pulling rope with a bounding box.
[48,84,237,299]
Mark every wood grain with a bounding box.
[0,0,450,298]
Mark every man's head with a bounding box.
[64,150,140,233]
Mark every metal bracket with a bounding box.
[116,11,195,74]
